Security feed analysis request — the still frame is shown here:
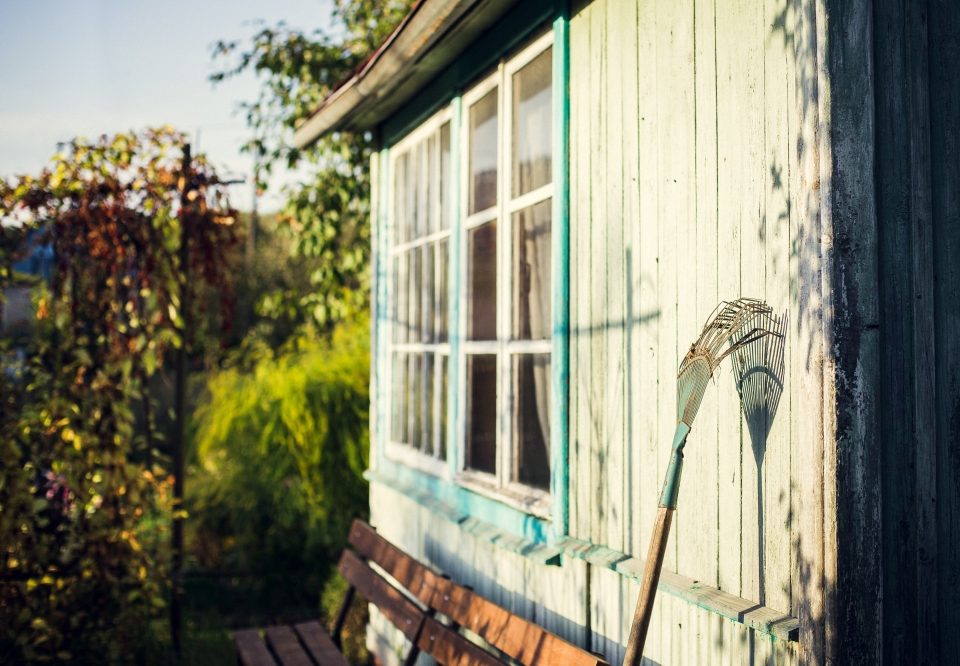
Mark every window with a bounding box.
[387,112,453,474]
[386,32,555,514]
[460,35,553,510]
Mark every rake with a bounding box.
[622,298,780,666]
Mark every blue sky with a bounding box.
[0,0,336,211]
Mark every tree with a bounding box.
[0,128,238,663]
[211,0,413,332]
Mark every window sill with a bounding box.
[365,467,562,565]
[455,471,552,519]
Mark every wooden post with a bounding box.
[171,143,191,659]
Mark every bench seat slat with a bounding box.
[293,621,350,666]
[234,629,279,666]
[417,616,502,666]
[338,549,424,642]
[264,625,314,666]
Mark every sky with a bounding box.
[0,0,337,212]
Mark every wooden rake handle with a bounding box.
[623,423,689,665]
[622,506,675,666]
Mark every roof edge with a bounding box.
[293,0,479,148]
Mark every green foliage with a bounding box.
[0,129,238,663]
[211,0,413,331]
[188,317,370,582]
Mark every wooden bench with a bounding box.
[234,519,609,666]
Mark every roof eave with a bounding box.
[293,0,520,148]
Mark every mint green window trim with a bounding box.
[373,7,570,550]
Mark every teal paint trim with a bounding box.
[556,536,800,641]
[549,12,570,539]
[658,422,691,509]
[381,2,557,148]
[367,463,557,559]
[447,96,462,477]
[376,147,390,469]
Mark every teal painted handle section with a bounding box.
[658,422,691,509]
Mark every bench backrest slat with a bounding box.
[338,549,424,642]
[417,616,503,666]
[349,520,609,666]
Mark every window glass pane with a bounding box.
[425,134,436,235]
[411,353,422,450]
[391,353,405,442]
[406,146,417,242]
[512,199,552,340]
[466,354,497,474]
[512,48,552,197]
[440,122,451,230]
[512,353,551,490]
[422,244,434,343]
[469,88,498,213]
[436,240,448,342]
[422,352,433,455]
[468,221,497,340]
[411,247,422,342]
[438,354,448,460]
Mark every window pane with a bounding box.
[469,88,498,213]
[394,152,408,244]
[436,240,448,342]
[411,353,422,450]
[512,200,552,340]
[512,48,552,197]
[425,134,436,235]
[513,353,551,490]
[438,354,448,460]
[392,252,410,342]
[440,122,451,230]
[466,354,497,474]
[422,244,434,343]
[391,353,406,442]
[422,352,433,455]
[468,221,497,340]
[411,247,422,342]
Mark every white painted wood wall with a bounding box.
[368,0,828,662]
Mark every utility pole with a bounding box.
[171,143,191,660]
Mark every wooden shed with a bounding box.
[295,0,960,662]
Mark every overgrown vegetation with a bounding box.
[0,128,237,663]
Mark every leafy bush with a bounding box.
[0,129,238,663]
[188,317,370,591]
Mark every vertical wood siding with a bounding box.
[567,0,821,662]
[368,0,829,662]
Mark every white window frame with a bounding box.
[384,105,454,479]
[456,31,554,517]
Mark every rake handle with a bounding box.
[623,506,674,666]
[623,423,690,666]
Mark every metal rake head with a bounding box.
[676,298,780,426]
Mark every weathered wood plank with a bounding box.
[587,0,608,549]
[928,3,960,662]
[234,629,278,666]
[417,616,502,666]
[762,0,793,615]
[264,626,314,666]
[570,0,592,544]
[714,0,745,600]
[292,621,350,666]
[690,0,720,595]
[337,550,424,642]
[653,0,682,576]
[635,0,662,571]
